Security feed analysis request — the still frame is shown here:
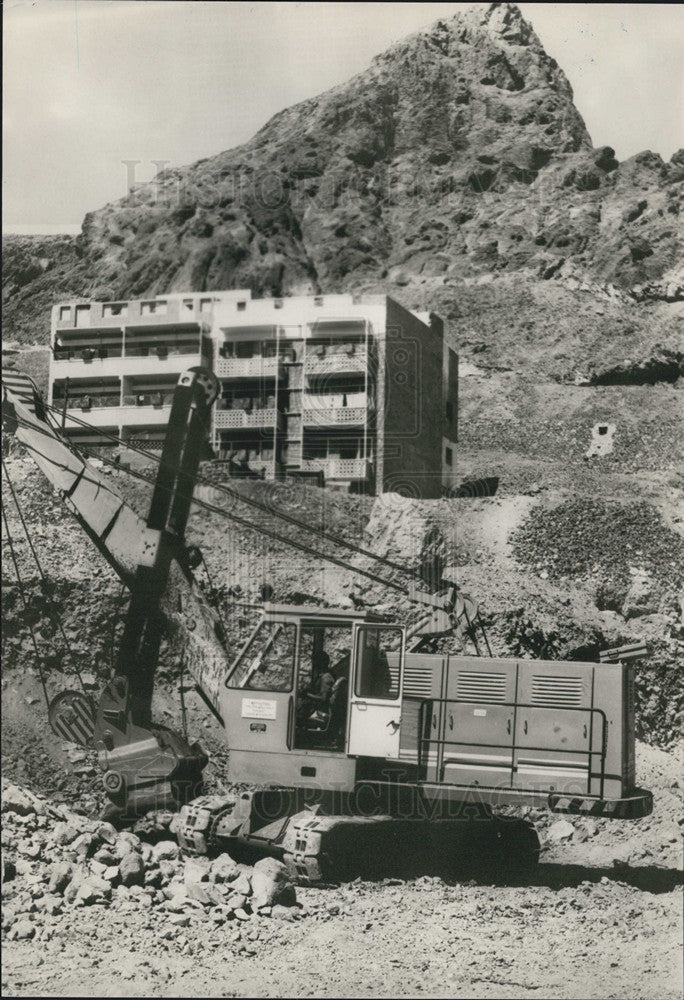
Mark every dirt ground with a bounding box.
[2,875,681,1000]
[1,741,681,1000]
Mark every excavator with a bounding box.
[1,367,653,884]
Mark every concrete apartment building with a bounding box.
[49,291,458,497]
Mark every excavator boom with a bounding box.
[2,369,229,714]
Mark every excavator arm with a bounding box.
[2,368,231,816]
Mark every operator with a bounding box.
[305,650,335,720]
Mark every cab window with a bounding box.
[355,627,402,700]
[227,621,296,692]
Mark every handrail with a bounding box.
[417,697,608,798]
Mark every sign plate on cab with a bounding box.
[241,698,277,720]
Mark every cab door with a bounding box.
[220,619,297,753]
[348,624,404,759]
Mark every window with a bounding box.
[598,425,608,436]
[314,296,324,307]
[59,306,71,322]
[354,627,402,700]
[227,621,296,692]
[446,400,454,423]
[297,625,353,695]
[274,299,283,310]
[103,303,126,318]
[445,446,453,467]
[200,298,212,312]
[237,301,247,312]
[182,299,194,312]
[74,305,90,328]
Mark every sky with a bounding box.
[3,2,682,233]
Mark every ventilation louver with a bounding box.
[402,663,434,699]
[531,675,583,708]
[456,671,506,703]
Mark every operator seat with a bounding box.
[305,675,348,748]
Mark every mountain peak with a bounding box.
[3,3,680,344]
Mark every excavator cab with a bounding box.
[219,605,405,785]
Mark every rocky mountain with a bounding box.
[3,2,682,350]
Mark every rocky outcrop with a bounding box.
[3,3,682,345]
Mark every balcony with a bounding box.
[304,351,368,377]
[64,401,172,428]
[214,408,283,430]
[301,458,371,481]
[215,357,285,380]
[51,350,203,380]
[301,405,368,428]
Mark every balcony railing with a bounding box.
[304,351,368,376]
[63,399,173,427]
[215,357,285,379]
[214,408,283,430]
[301,405,368,427]
[300,458,371,480]
[65,396,121,410]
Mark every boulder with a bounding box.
[250,857,297,907]
[9,918,35,940]
[166,888,191,912]
[547,820,575,843]
[231,872,252,897]
[51,821,84,846]
[114,832,142,859]
[93,848,118,866]
[70,832,97,860]
[2,784,42,817]
[76,876,111,904]
[159,860,179,881]
[186,881,212,906]
[119,852,145,888]
[210,853,237,883]
[96,822,118,845]
[152,840,180,863]
[184,858,211,886]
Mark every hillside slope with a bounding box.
[2,2,682,352]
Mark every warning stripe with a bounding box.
[50,696,95,745]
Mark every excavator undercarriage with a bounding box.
[176,788,541,885]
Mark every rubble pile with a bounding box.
[511,499,684,600]
[1,780,302,947]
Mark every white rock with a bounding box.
[547,820,575,843]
